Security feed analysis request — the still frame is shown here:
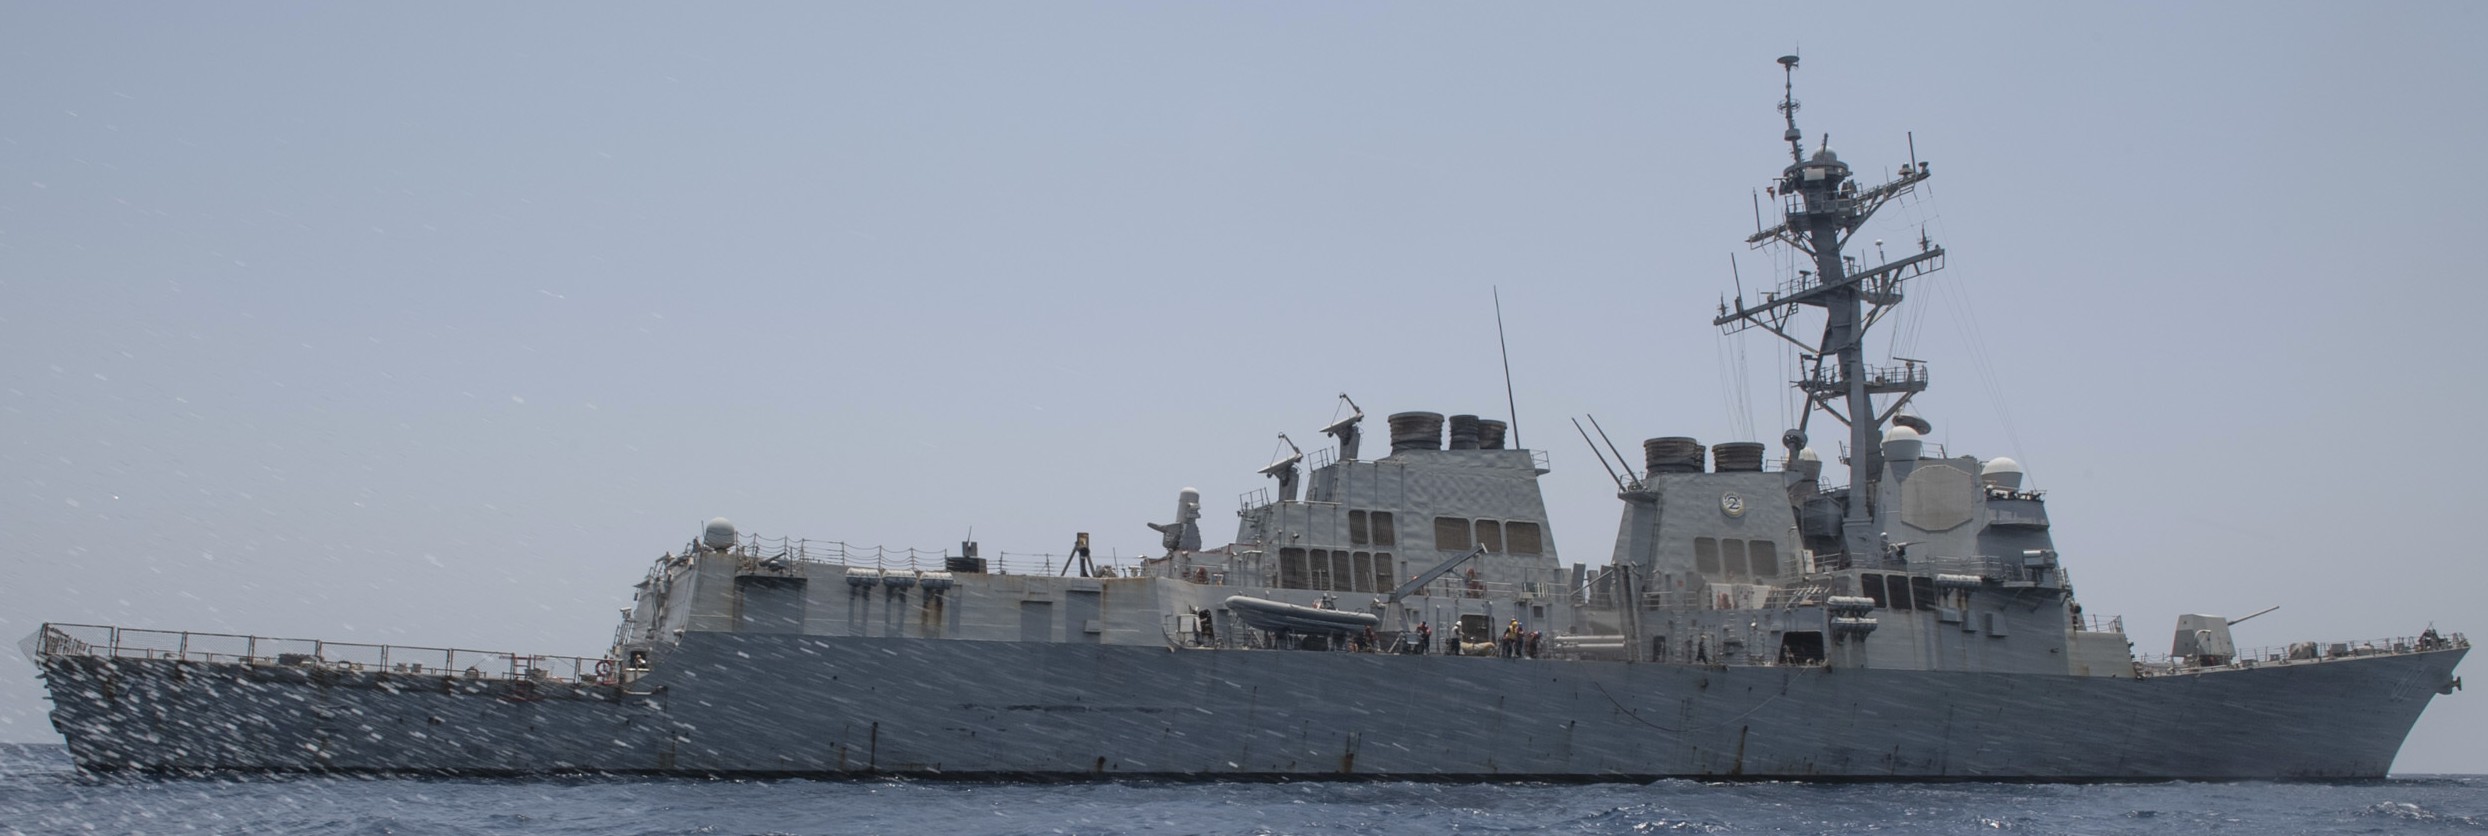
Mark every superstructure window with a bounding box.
[1861,573,1889,608]
[1330,551,1353,593]
[1476,520,1503,553]
[1374,552,1394,592]
[1749,541,1779,579]
[1349,511,1370,545]
[1351,552,1374,593]
[1280,548,1308,589]
[1506,522,1543,555]
[1721,539,1749,582]
[1370,512,1396,545]
[1887,573,1915,611]
[1911,576,1936,612]
[1694,537,1721,576]
[1434,516,1471,551]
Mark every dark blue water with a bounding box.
[2,745,2481,835]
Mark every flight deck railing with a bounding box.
[28,623,611,684]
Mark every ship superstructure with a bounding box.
[29,59,2466,780]
[1591,55,2109,678]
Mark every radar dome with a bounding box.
[1981,457,2025,490]
[1880,425,1923,464]
[701,517,739,550]
[1792,447,1824,479]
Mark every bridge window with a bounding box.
[1721,539,1749,581]
[1861,573,1889,608]
[1280,548,1308,589]
[1370,512,1395,545]
[1887,573,1916,610]
[1506,522,1543,554]
[1476,520,1504,553]
[1434,516,1471,551]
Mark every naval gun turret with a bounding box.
[1146,487,1203,556]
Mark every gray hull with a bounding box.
[42,631,2465,780]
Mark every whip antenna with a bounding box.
[1494,286,1522,448]
[1572,417,1627,491]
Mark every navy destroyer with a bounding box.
[29,58,2467,780]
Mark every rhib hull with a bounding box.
[43,631,2464,780]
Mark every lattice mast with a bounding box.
[1714,55,1947,561]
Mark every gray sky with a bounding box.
[6,3,2484,772]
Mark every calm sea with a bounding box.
[1,744,2480,835]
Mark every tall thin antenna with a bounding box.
[1571,417,1626,491]
[1730,253,1745,304]
[1585,414,1635,487]
[1494,286,1522,449]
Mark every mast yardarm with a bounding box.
[1715,55,1947,562]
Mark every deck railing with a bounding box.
[2132,633,2468,676]
[717,533,1140,577]
[28,623,610,684]
[2076,614,2126,634]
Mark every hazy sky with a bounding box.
[6,3,2485,773]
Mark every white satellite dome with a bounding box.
[1881,425,1925,463]
[1790,446,1825,479]
[1981,457,2026,490]
[701,517,739,550]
